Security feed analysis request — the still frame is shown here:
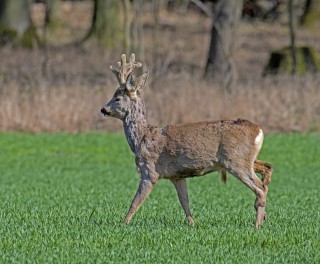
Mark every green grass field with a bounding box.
[0,133,319,263]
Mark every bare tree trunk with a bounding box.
[45,0,61,29]
[152,0,160,82]
[132,0,145,73]
[204,0,243,91]
[0,0,39,47]
[123,0,131,54]
[42,0,61,78]
[288,0,297,75]
[300,0,320,27]
[84,0,121,47]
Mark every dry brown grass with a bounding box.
[147,75,320,133]
[0,2,319,133]
[1,71,319,133]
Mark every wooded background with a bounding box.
[0,0,319,133]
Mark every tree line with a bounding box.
[0,0,319,89]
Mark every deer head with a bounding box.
[101,54,149,120]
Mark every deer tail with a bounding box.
[220,169,227,184]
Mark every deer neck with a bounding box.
[123,99,148,153]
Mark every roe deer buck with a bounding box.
[101,54,272,228]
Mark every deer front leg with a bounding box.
[171,179,194,225]
[124,178,156,224]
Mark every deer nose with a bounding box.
[101,107,110,116]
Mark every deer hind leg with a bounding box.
[171,179,194,225]
[254,160,273,193]
[228,165,267,228]
[220,159,273,186]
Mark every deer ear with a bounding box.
[110,65,121,83]
[125,74,138,99]
[126,73,136,92]
[135,71,149,93]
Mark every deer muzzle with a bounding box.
[101,107,111,116]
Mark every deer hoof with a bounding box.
[124,216,132,224]
[255,206,266,229]
[187,216,195,226]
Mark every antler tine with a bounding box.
[110,54,142,85]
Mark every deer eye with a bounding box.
[115,97,121,102]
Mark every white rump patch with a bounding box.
[255,129,264,148]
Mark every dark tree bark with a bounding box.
[45,0,61,29]
[84,0,121,47]
[152,0,160,76]
[132,0,145,72]
[205,0,243,90]
[123,0,131,54]
[300,0,320,27]
[288,0,297,75]
[0,0,39,47]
